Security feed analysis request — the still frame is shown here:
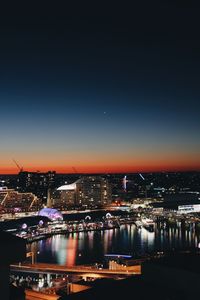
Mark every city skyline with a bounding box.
[0,3,200,174]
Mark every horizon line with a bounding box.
[0,169,200,176]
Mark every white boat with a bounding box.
[135,220,143,229]
[141,218,155,231]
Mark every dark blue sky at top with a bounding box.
[0,2,200,171]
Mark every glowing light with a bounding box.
[139,173,145,181]
[122,175,128,191]
[38,208,63,221]
[21,223,27,230]
[106,213,112,219]
[104,254,132,258]
[85,215,91,221]
[39,220,44,227]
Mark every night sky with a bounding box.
[0,2,200,173]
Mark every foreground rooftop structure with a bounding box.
[0,231,26,300]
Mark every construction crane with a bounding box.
[72,166,78,174]
[12,159,23,173]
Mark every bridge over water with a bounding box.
[10,262,141,278]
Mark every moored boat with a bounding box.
[141,218,155,231]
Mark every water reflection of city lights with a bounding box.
[65,236,78,267]
[28,219,200,266]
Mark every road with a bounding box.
[11,262,141,276]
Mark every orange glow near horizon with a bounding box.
[1,150,200,174]
[0,137,199,175]
[1,162,200,174]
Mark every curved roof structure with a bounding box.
[57,182,76,191]
[38,208,63,221]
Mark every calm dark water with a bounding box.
[27,223,200,266]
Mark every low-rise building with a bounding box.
[0,187,40,212]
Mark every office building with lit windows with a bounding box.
[57,176,111,208]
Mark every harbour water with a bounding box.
[27,222,200,266]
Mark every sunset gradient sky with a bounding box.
[0,3,200,174]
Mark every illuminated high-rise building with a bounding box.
[57,176,111,208]
[75,176,111,207]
